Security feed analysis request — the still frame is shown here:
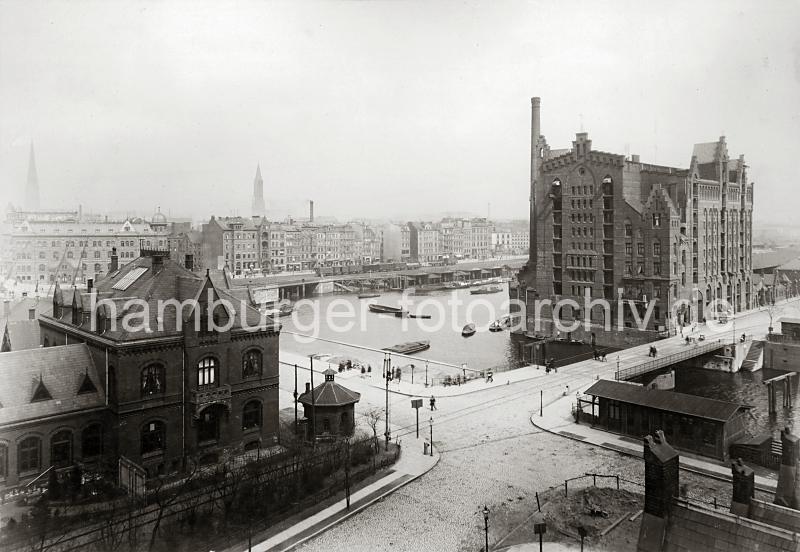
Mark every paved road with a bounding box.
[281,300,800,551]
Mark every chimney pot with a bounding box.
[305,382,311,394]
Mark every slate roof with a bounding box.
[2,320,41,351]
[42,255,276,341]
[584,379,749,422]
[692,141,721,164]
[0,343,106,425]
[298,373,361,407]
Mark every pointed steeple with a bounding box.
[25,142,40,211]
[251,164,266,218]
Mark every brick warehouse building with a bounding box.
[8,247,282,484]
[511,97,754,349]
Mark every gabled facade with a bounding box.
[32,249,280,479]
[512,98,754,348]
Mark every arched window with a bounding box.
[18,437,41,473]
[141,364,165,397]
[198,357,217,387]
[141,421,165,455]
[51,430,73,467]
[242,400,262,430]
[82,424,103,458]
[0,443,7,480]
[242,350,262,378]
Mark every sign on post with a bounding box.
[411,399,423,438]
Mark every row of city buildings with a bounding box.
[2,208,526,285]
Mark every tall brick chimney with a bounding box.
[529,97,541,264]
[110,247,119,272]
[730,458,755,516]
[309,200,314,223]
[775,427,799,509]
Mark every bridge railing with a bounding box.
[614,339,726,381]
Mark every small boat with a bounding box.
[383,340,431,354]
[462,323,476,337]
[263,303,294,317]
[489,320,503,332]
[358,292,381,299]
[409,313,432,319]
[470,285,503,295]
[369,304,404,314]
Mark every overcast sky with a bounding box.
[1,0,798,223]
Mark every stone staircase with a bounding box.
[741,340,764,371]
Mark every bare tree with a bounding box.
[361,407,383,455]
[765,302,784,333]
[148,458,199,552]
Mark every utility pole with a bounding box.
[344,438,351,510]
[293,364,298,434]
[384,353,391,450]
[425,361,429,387]
[309,355,316,444]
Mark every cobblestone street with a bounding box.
[292,374,741,552]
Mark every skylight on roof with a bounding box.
[112,267,149,291]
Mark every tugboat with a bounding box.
[358,292,381,299]
[383,340,431,354]
[462,323,476,337]
[470,285,502,295]
[489,320,503,332]
[369,304,404,314]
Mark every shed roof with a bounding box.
[584,379,748,422]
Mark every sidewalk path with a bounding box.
[531,394,778,493]
[233,426,439,552]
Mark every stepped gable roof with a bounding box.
[298,370,361,407]
[585,379,749,422]
[0,343,106,425]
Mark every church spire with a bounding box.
[25,142,40,211]
[251,163,266,218]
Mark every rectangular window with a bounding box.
[625,243,632,255]
[653,242,661,256]
[637,243,644,256]
[653,262,661,275]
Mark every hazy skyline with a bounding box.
[1,1,799,223]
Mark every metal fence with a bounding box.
[0,436,399,552]
[614,339,726,381]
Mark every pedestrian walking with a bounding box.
[564,385,570,396]
[652,346,657,357]
[486,370,494,383]
[430,395,437,411]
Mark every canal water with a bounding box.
[279,286,796,436]
[672,365,799,436]
[634,363,800,437]
[280,285,522,380]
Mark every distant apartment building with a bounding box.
[408,222,440,263]
[513,97,754,347]
[1,208,187,286]
[201,216,262,276]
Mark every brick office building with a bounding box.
[33,247,280,479]
[512,97,754,348]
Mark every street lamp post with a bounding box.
[482,505,490,552]
[429,416,434,456]
[425,361,429,387]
